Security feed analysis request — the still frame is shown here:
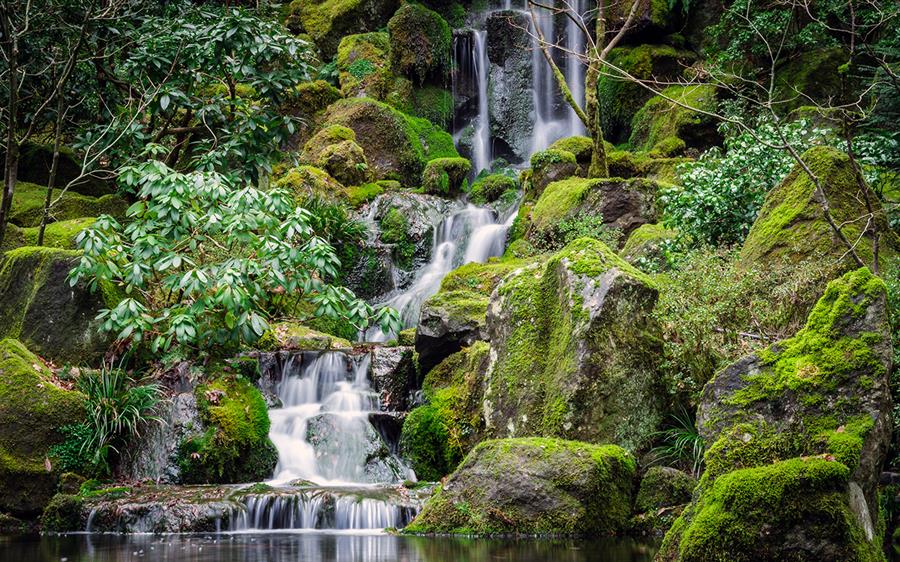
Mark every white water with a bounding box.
[471,29,492,174]
[366,204,513,342]
[565,0,588,137]
[229,492,415,531]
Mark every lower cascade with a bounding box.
[231,351,418,531]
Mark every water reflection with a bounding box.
[0,533,658,562]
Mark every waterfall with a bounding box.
[365,205,511,342]
[471,30,492,174]
[565,0,588,136]
[229,492,417,531]
[268,352,411,485]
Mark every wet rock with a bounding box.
[657,267,892,561]
[529,148,582,199]
[369,345,417,411]
[405,438,636,535]
[486,10,534,162]
[368,191,458,270]
[305,413,410,483]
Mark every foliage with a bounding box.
[662,120,832,246]
[70,157,399,352]
[50,366,162,475]
[653,247,824,400]
[532,214,622,253]
[886,258,900,467]
[650,407,705,478]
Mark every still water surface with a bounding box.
[0,532,658,562]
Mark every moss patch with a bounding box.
[629,84,719,153]
[9,181,126,228]
[422,157,471,196]
[388,4,451,85]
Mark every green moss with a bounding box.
[380,207,416,269]
[673,457,881,562]
[177,373,277,484]
[530,178,593,231]
[530,148,576,170]
[18,217,96,249]
[9,181,126,228]
[774,48,848,114]
[620,222,678,268]
[469,174,518,204]
[346,182,384,207]
[387,4,451,84]
[257,321,353,351]
[302,124,357,162]
[273,165,346,201]
[629,84,718,153]
[290,0,398,57]
[40,493,83,532]
[289,80,343,117]
[404,437,636,535]
[401,342,491,481]
[549,136,593,167]
[402,86,453,129]
[636,467,696,513]
[599,45,695,143]
[334,32,407,100]
[607,149,690,184]
[422,157,471,196]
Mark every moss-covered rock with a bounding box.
[257,321,353,351]
[636,466,696,513]
[287,80,343,122]
[288,0,400,58]
[529,149,580,199]
[482,238,665,451]
[620,222,678,270]
[599,45,696,144]
[400,342,491,481]
[388,4,451,85]
[404,438,636,535]
[20,217,96,249]
[379,206,416,270]
[774,47,849,115]
[0,247,114,364]
[301,124,357,163]
[529,177,662,245]
[13,141,113,197]
[335,32,400,98]
[9,181,127,228]
[41,493,83,532]
[317,140,372,186]
[421,157,471,196]
[322,97,458,186]
[607,0,680,41]
[469,174,518,205]
[607,149,690,184]
[740,146,897,315]
[273,165,347,202]
[658,267,892,561]
[629,84,720,154]
[416,257,527,374]
[177,372,278,484]
[549,136,594,170]
[0,338,85,516]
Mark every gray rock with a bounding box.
[305,413,410,483]
[415,295,488,375]
[369,345,417,411]
[487,10,534,162]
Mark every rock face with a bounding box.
[369,345,417,411]
[529,149,582,199]
[0,246,113,365]
[322,98,458,187]
[486,10,534,162]
[404,438,636,535]
[657,267,892,561]
[368,191,456,272]
[483,238,665,452]
[289,0,400,59]
[305,412,409,483]
[0,338,85,516]
[529,177,661,246]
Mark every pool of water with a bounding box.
[0,532,658,562]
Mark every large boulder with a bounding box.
[404,438,636,535]
[387,4,451,85]
[486,10,534,161]
[369,345,417,411]
[288,0,400,59]
[740,146,897,315]
[9,181,126,228]
[322,97,458,186]
[0,338,85,516]
[0,246,114,365]
[629,85,721,155]
[415,257,527,375]
[401,342,491,481]
[657,267,892,561]
[529,149,582,199]
[528,177,661,247]
[13,141,113,197]
[482,238,666,451]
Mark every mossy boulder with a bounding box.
[0,247,115,364]
[336,32,398,97]
[388,3,451,85]
[0,338,85,516]
[657,267,892,561]
[177,372,278,484]
[322,97,458,186]
[740,146,897,314]
[9,181,127,228]
[273,165,346,202]
[13,141,113,197]
[41,493,84,532]
[404,438,636,535]
[257,321,353,351]
[482,238,666,451]
[599,45,696,144]
[607,149,690,184]
[549,136,594,170]
[416,257,527,374]
[469,174,518,205]
[774,47,849,115]
[629,85,721,154]
[379,206,417,270]
[1,217,96,252]
[620,223,678,270]
[607,0,679,40]
[529,149,580,199]
[636,466,696,513]
[288,0,400,58]
[317,140,372,186]
[421,157,471,196]
[529,177,662,246]
[301,124,357,163]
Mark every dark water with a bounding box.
[0,533,658,562]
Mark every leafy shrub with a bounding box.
[650,408,705,478]
[50,367,162,475]
[662,120,832,246]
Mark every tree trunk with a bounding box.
[38,96,66,246]
[0,20,19,249]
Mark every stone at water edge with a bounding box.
[486,10,534,162]
[403,437,636,535]
[482,237,666,452]
[369,345,417,411]
[656,267,892,562]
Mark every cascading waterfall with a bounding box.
[365,204,514,342]
[471,30,492,174]
[565,0,588,136]
[229,351,416,531]
[530,0,564,154]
